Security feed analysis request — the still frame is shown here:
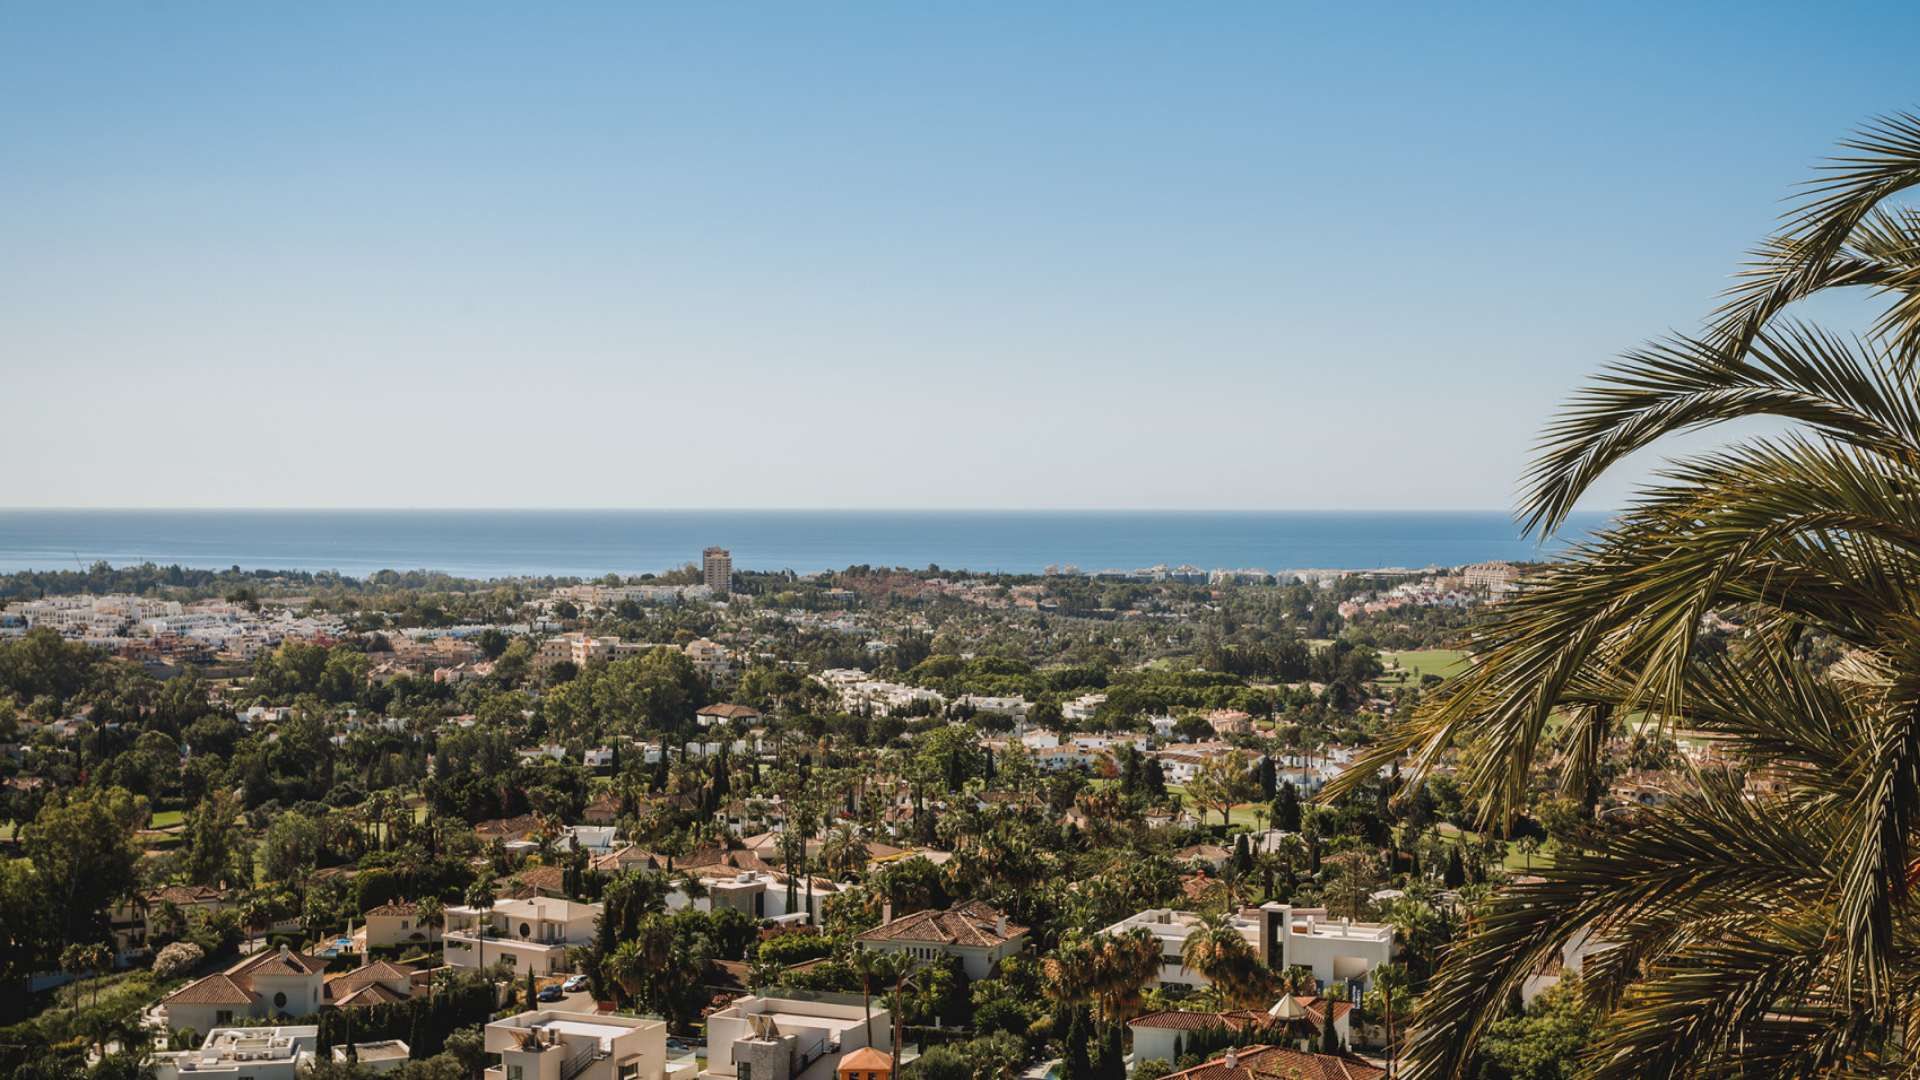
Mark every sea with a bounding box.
[0,509,1611,581]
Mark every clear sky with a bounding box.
[3,3,1914,511]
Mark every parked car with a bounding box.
[562,974,590,993]
[538,983,565,1002]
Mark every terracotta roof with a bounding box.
[474,814,544,840]
[839,1046,892,1070]
[228,946,327,980]
[497,865,571,899]
[145,885,230,906]
[697,703,761,719]
[161,973,254,1006]
[1130,1009,1272,1032]
[856,901,1026,948]
[334,982,408,1007]
[363,900,418,917]
[327,960,418,998]
[1162,1046,1385,1080]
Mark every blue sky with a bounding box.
[3,3,1914,511]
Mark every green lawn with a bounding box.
[1167,785,1269,829]
[1377,648,1469,684]
[1434,821,1558,872]
[150,809,185,829]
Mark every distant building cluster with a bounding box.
[0,593,345,661]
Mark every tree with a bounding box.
[1472,981,1601,1080]
[848,946,885,1048]
[462,879,495,971]
[1178,916,1273,1010]
[153,940,205,979]
[23,789,143,947]
[1332,113,1920,1076]
[1273,781,1302,833]
[1189,750,1258,828]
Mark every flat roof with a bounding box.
[540,1018,638,1045]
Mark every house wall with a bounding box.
[1130,1026,1183,1064]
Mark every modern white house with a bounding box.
[151,1025,401,1080]
[151,1025,319,1080]
[701,994,892,1080]
[1101,904,1395,998]
[484,1010,670,1080]
[667,868,850,926]
[445,897,602,975]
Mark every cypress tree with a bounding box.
[1275,781,1302,832]
[1060,1006,1093,1080]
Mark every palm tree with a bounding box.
[1178,916,1274,1010]
[1330,113,1920,1078]
[1089,928,1164,1028]
[848,946,883,1047]
[463,879,495,972]
[819,822,868,881]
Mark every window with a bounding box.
[273,992,287,1009]
[215,1010,234,1026]
[520,922,532,938]
[739,1065,751,1080]
[619,1065,640,1080]
[507,1067,523,1080]
[502,954,517,966]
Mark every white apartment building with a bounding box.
[684,637,735,680]
[957,694,1030,721]
[536,632,650,673]
[1062,692,1108,722]
[444,897,602,975]
[485,1010,669,1080]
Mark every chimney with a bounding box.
[1224,1049,1238,1070]
[996,915,1008,937]
[882,902,893,924]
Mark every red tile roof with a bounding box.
[1162,1046,1385,1080]
[160,973,254,1006]
[856,901,1026,948]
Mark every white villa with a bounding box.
[1101,904,1395,997]
[152,1025,319,1080]
[701,994,892,1080]
[855,901,1027,980]
[444,897,602,975]
[361,899,441,949]
[485,1010,672,1080]
[157,946,328,1035]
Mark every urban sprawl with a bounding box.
[0,547,1665,1080]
